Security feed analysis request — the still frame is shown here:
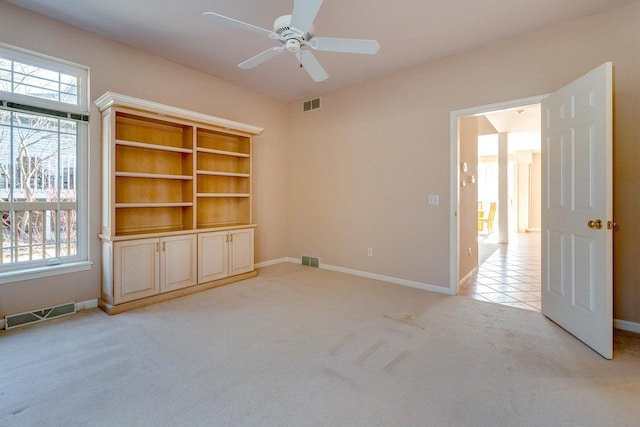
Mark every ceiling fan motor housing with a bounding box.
[274,14,314,42]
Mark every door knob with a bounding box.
[587,219,603,229]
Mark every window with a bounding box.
[0,43,89,283]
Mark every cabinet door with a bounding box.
[160,235,197,293]
[113,238,160,304]
[229,228,254,276]
[198,231,229,283]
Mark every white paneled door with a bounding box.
[541,63,613,359]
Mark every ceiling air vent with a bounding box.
[303,97,321,112]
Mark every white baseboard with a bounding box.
[0,298,98,330]
[75,299,98,311]
[263,257,449,295]
[459,266,479,288]
[255,258,289,269]
[256,257,301,266]
[614,318,640,333]
[320,262,450,295]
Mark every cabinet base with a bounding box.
[99,270,258,315]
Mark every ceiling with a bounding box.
[6,0,634,102]
[479,104,541,156]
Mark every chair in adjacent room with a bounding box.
[478,202,497,235]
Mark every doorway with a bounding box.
[449,95,546,310]
[461,103,542,310]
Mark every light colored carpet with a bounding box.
[1,263,639,426]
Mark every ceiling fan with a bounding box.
[203,0,380,82]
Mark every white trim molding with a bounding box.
[319,262,451,295]
[255,258,289,268]
[257,257,450,295]
[75,299,99,311]
[0,261,93,285]
[614,318,640,334]
[458,266,479,290]
[94,92,264,135]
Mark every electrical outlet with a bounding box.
[468,247,472,256]
[428,195,439,205]
[367,248,373,256]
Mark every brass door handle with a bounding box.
[607,220,617,230]
[587,219,603,229]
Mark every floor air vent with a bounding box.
[302,256,319,268]
[5,302,76,330]
[303,97,321,112]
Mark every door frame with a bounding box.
[449,94,547,295]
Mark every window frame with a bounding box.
[0,43,91,285]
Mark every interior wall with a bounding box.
[530,153,542,229]
[514,151,533,233]
[0,2,289,317]
[458,117,479,281]
[286,1,640,323]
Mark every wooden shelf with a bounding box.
[196,147,249,158]
[114,226,192,237]
[115,202,194,208]
[116,171,193,180]
[196,170,250,178]
[196,222,256,231]
[116,139,193,154]
[196,193,250,198]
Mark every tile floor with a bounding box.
[459,232,541,312]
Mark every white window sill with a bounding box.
[0,261,93,285]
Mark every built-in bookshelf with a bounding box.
[95,92,263,314]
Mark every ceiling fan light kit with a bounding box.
[285,39,301,53]
[204,0,379,82]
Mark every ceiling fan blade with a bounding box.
[295,50,328,82]
[290,0,324,35]
[308,37,380,54]
[203,12,276,38]
[238,47,285,69]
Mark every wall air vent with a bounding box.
[303,97,321,112]
[5,302,76,330]
[302,255,320,268]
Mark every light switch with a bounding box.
[428,195,439,205]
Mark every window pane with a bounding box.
[0,56,81,107]
[0,108,77,264]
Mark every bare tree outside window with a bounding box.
[0,109,78,263]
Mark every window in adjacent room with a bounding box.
[0,43,90,283]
